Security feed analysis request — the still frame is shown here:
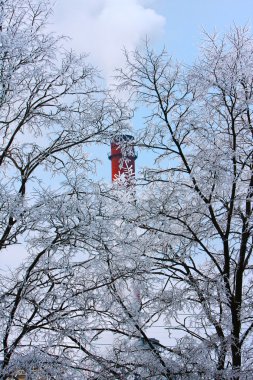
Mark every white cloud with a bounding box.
[52,0,165,80]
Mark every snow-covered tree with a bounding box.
[112,26,253,379]
[1,1,253,378]
[0,0,132,378]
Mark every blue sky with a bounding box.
[157,0,253,62]
[53,0,253,70]
[52,0,253,182]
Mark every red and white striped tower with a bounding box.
[108,136,160,359]
[108,135,137,183]
[109,134,141,315]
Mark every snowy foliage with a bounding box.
[1,1,253,379]
[0,0,132,379]
[115,26,253,379]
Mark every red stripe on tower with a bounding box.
[109,135,137,183]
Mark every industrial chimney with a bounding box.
[109,135,137,183]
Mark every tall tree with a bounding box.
[0,0,131,378]
[113,26,253,379]
[1,2,253,379]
